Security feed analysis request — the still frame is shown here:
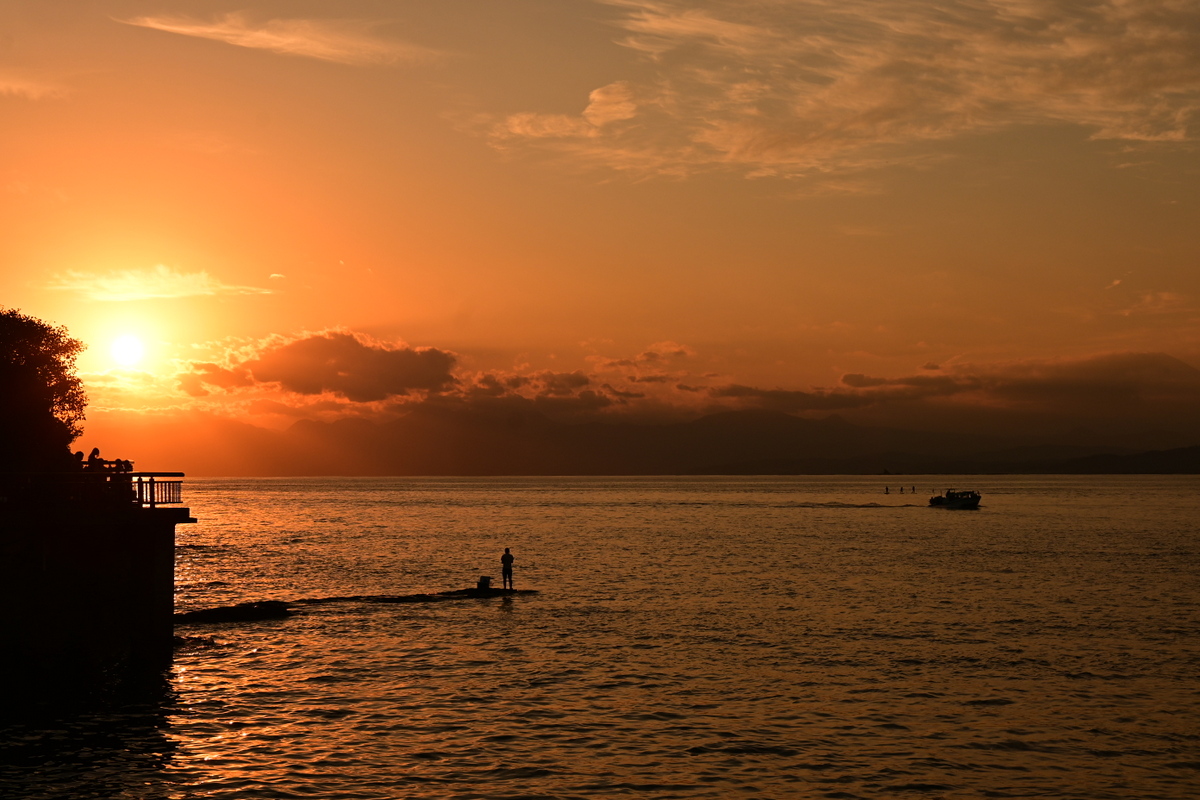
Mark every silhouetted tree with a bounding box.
[0,308,87,472]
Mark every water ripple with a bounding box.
[4,476,1199,799]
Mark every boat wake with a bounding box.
[785,501,926,509]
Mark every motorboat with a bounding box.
[929,489,981,509]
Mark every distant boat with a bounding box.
[929,489,981,509]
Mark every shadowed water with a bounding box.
[3,476,1198,798]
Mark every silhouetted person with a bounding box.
[884,486,889,494]
[87,447,102,470]
[501,548,514,590]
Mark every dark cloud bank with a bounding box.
[106,336,1200,475]
[181,331,456,401]
[112,405,1200,477]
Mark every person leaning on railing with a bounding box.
[77,448,135,473]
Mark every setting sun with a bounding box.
[111,334,145,367]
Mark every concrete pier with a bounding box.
[0,472,194,696]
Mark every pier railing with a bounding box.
[130,474,185,508]
[5,471,187,509]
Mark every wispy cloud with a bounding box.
[1117,291,1193,317]
[120,13,442,66]
[47,265,273,301]
[0,70,68,100]
[498,82,639,139]
[491,0,1200,177]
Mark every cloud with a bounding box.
[710,383,874,412]
[1116,291,1193,317]
[47,265,273,301]
[185,331,458,402]
[705,352,1200,433]
[450,369,622,417]
[0,71,68,101]
[180,337,615,418]
[178,363,253,397]
[492,0,1200,177]
[170,329,1200,443]
[963,352,1200,409]
[525,370,591,396]
[582,81,639,126]
[614,4,772,57]
[590,340,695,371]
[496,81,640,143]
[93,344,1200,476]
[121,13,442,66]
[499,112,596,140]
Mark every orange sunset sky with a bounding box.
[3,1,1200,472]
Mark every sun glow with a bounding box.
[111,334,146,367]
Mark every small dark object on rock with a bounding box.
[477,575,492,590]
[175,600,293,625]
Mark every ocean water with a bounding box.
[3,475,1199,799]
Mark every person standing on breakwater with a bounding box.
[501,548,515,590]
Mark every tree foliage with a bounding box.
[0,308,87,471]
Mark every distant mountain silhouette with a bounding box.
[1037,445,1200,474]
[93,405,1200,476]
[257,408,1197,476]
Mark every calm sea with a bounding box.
[3,476,1199,799]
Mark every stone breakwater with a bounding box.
[174,588,541,624]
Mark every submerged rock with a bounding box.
[174,600,292,624]
[174,588,538,625]
[369,588,539,603]
[299,588,539,605]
